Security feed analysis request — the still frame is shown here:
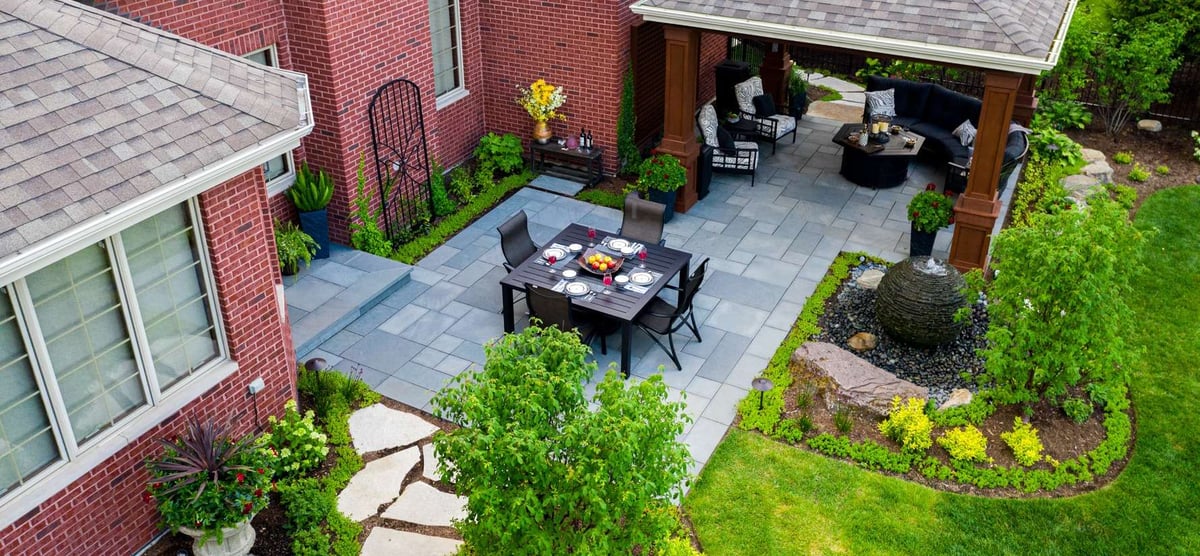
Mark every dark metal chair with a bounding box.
[497,210,539,272]
[526,284,615,354]
[634,258,708,370]
[619,192,666,246]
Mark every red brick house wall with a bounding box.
[83,0,488,243]
[0,170,296,555]
[698,31,727,106]
[479,0,641,175]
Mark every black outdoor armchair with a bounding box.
[634,258,708,370]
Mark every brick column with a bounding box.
[759,44,790,103]
[1012,74,1038,126]
[658,25,701,213]
[948,71,1020,272]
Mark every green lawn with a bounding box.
[685,186,1200,555]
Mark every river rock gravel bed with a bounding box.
[815,263,988,405]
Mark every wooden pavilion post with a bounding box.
[1012,74,1038,126]
[948,71,1020,271]
[658,25,701,213]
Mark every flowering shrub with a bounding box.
[516,79,566,122]
[631,153,687,194]
[907,185,955,233]
[937,425,991,463]
[145,418,275,540]
[261,399,329,479]
[878,397,933,453]
[1000,417,1045,467]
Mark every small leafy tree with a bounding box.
[980,197,1147,407]
[432,324,691,555]
[617,64,641,173]
[1051,11,1185,137]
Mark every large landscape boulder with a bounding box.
[791,342,928,417]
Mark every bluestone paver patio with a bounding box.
[292,114,1018,480]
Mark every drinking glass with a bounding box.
[637,247,647,268]
[547,254,557,266]
[603,273,613,290]
[587,227,596,247]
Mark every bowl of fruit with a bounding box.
[578,248,623,274]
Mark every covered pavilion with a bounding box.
[631,0,1078,270]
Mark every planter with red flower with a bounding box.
[145,418,275,556]
[628,153,687,222]
[907,185,955,257]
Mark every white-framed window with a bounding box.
[0,200,225,500]
[428,0,468,108]
[244,46,296,194]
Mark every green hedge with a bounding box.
[577,188,625,210]
[393,171,533,264]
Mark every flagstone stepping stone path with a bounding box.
[338,403,465,556]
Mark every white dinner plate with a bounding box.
[607,239,630,250]
[629,271,654,285]
[564,282,591,296]
[543,247,566,261]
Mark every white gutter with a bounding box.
[0,74,314,285]
[631,1,1078,75]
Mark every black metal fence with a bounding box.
[1041,61,1200,124]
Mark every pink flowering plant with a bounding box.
[145,417,275,542]
[630,153,687,194]
[907,184,955,233]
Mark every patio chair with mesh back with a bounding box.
[497,210,539,272]
[634,258,708,370]
[619,192,666,246]
[526,283,615,354]
[697,104,758,186]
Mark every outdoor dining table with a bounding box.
[500,223,692,377]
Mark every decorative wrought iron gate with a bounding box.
[368,79,432,240]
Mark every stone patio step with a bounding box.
[288,244,411,357]
[528,174,585,196]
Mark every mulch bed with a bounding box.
[770,269,1131,499]
[1066,122,1200,214]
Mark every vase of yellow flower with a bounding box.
[517,79,567,144]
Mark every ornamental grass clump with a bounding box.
[878,397,933,453]
[516,79,566,123]
[907,185,954,233]
[145,418,275,541]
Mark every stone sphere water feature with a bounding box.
[875,257,967,347]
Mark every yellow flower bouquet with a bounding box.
[517,79,567,122]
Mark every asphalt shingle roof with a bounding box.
[638,0,1070,59]
[0,0,306,261]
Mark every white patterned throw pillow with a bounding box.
[953,120,977,147]
[734,77,764,115]
[864,88,896,118]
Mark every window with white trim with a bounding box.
[244,46,295,193]
[428,0,465,102]
[0,201,223,499]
